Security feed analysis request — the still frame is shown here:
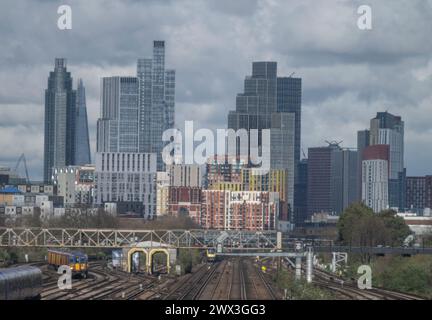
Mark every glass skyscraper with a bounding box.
[43,58,76,182]
[277,76,302,168]
[137,41,176,171]
[97,77,140,153]
[227,62,296,221]
[74,79,91,165]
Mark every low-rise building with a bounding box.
[52,165,95,206]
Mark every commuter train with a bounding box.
[206,248,217,262]
[0,266,42,300]
[47,249,88,278]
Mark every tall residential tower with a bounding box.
[137,41,176,171]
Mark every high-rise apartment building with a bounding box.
[137,41,176,171]
[361,145,390,213]
[44,58,77,182]
[369,112,405,209]
[74,79,91,165]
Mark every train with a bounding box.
[47,249,88,278]
[206,248,217,262]
[0,266,42,300]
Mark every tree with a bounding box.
[378,210,411,246]
[337,204,411,263]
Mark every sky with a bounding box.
[0,0,431,181]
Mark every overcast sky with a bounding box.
[0,0,431,181]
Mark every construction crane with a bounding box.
[14,153,30,183]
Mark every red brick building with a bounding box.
[168,186,202,224]
[201,190,278,231]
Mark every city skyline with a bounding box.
[1,0,432,181]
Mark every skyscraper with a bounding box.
[97,77,139,153]
[277,76,302,169]
[137,41,176,171]
[330,148,358,214]
[307,143,357,218]
[227,61,296,220]
[362,145,390,213]
[74,79,91,165]
[357,129,370,200]
[270,112,295,209]
[294,159,308,224]
[369,112,405,210]
[43,58,76,182]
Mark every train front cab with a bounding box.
[70,253,88,279]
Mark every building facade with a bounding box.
[201,190,279,231]
[74,79,91,165]
[227,62,296,220]
[156,171,170,216]
[168,164,202,188]
[406,176,432,211]
[97,77,140,153]
[330,148,358,215]
[369,112,405,210]
[361,145,390,213]
[137,41,176,171]
[167,186,202,224]
[44,58,77,182]
[294,159,308,224]
[52,165,95,206]
[94,152,157,219]
[307,144,337,218]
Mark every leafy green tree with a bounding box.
[378,210,411,246]
[337,204,411,263]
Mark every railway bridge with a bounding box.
[2,228,432,275]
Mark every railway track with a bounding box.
[163,263,220,300]
[312,267,424,300]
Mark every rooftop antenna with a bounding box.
[289,72,296,78]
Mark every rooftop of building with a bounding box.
[0,186,22,194]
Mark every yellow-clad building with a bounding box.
[209,182,243,192]
[242,169,287,202]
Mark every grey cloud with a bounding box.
[0,0,431,180]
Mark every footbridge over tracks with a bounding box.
[0,228,281,250]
